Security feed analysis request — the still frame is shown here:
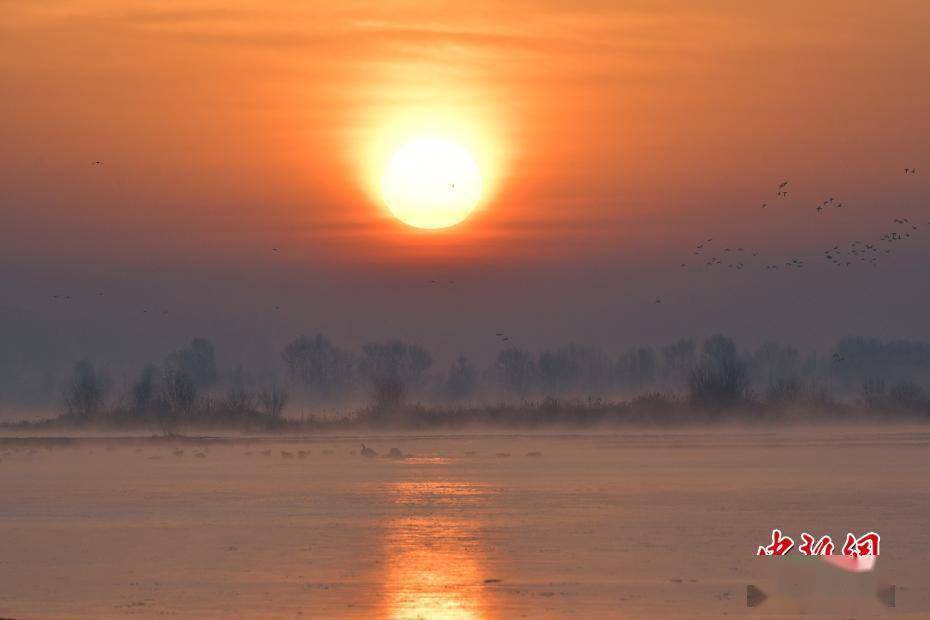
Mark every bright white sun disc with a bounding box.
[380,137,482,229]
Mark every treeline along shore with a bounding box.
[3,332,930,433]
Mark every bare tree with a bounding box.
[661,338,695,384]
[372,375,407,411]
[281,334,356,398]
[689,335,748,412]
[258,382,289,418]
[859,378,887,410]
[750,342,800,389]
[131,364,158,412]
[495,347,536,397]
[64,359,107,421]
[538,344,610,396]
[888,381,928,414]
[167,338,217,389]
[361,339,432,411]
[361,340,432,389]
[444,355,478,401]
[614,347,657,391]
[224,366,256,415]
[159,366,197,433]
[766,377,802,407]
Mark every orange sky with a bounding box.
[3,1,928,262]
[1,1,929,362]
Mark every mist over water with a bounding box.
[1,430,927,617]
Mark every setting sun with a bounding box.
[380,137,483,229]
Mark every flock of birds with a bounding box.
[0,443,544,463]
[676,169,925,276]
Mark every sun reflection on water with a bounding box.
[382,481,493,619]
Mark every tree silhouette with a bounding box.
[495,347,536,397]
[64,359,106,420]
[167,338,217,389]
[445,355,478,401]
[689,335,748,412]
[281,334,356,398]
